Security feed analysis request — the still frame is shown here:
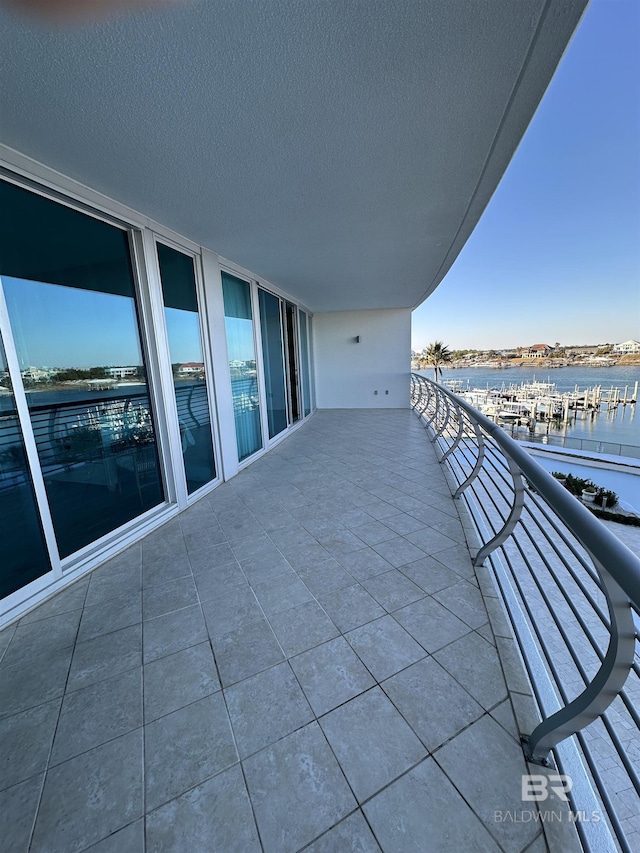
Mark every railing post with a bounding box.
[472,455,525,566]
[411,375,428,421]
[47,405,58,463]
[187,384,198,426]
[424,380,433,418]
[441,394,465,463]
[523,560,637,765]
[410,374,418,408]
[417,377,432,421]
[425,384,439,431]
[432,387,452,444]
[453,419,486,499]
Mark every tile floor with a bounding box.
[0,409,551,852]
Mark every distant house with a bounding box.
[612,340,640,354]
[527,344,553,358]
[177,362,205,376]
[21,367,52,381]
[105,366,138,380]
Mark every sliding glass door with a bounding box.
[258,289,287,440]
[221,272,262,461]
[283,302,301,425]
[0,179,164,560]
[157,243,216,494]
[258,288,314,441]
[258,288,312,438]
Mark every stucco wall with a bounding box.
[313,308,411,408]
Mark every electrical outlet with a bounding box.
[374,390,378,395]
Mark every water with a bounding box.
[418,366,640,450]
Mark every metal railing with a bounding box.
[514,429,640,460]
[0,382,212,491]
[411,374,640,853]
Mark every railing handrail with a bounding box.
[25,388,149,412]
[413,374,640,610]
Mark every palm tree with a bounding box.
[423,340,452,382]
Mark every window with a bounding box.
[259,288,288,439]
[157,243,216,494]
[221,272,262,461]
[0,180,164,559]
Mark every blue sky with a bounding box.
[412,0,640,352]
[3,278,206,369]
[3,277,144,368]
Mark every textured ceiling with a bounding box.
[0,0,586,312]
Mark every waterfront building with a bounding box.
[527,343,554,358]
[177,362,205,376]
[613,339,640,354]
[20,367,55,382]
[105,366,139,380]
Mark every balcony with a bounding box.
[0,408,564,852]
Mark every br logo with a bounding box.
[521,774,573,802]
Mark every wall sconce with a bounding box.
[354,335,360,343]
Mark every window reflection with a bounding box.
[0,180,164,559]
[157,243,216,494]
[221,272,262,461]
[0,333,51,598]
[259,288,288,439]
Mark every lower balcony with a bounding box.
[1,409,569,852]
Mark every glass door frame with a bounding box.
[298,308,313,418]
[254,283,314,451]
[217,264,265,469]
[141,231,224,506]
[0,277,62,591]
[282,300,302,426]
[257,285,289,441]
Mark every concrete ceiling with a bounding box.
[0,0,586,313]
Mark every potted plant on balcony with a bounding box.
[551,472,618,509]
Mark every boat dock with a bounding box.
[443,378,639,446]
[444,379,638,428]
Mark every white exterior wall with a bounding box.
[313,309,411,408]
[613,340,640,354]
